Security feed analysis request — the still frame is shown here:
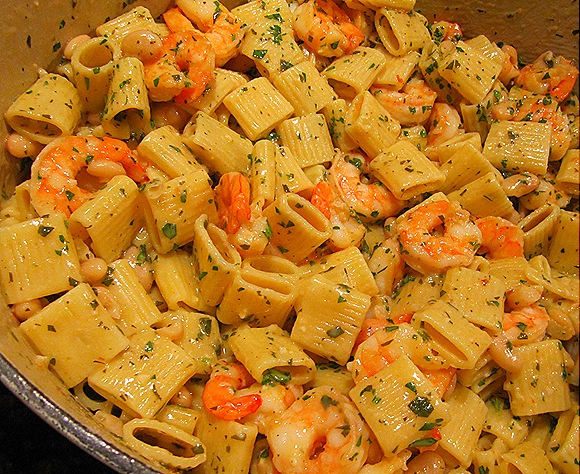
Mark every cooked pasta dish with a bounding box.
[0,0,578,472]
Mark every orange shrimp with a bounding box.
[426,102,464,146]
[144,30,215,105]
[171,0,244,67]
[29,135,148,217]
[371,78,438,126]
[294,0,364,58]
[515,51,579,102]
[502,304,549,346]
[396,199,482,275]
[475,216,524,259]
[202,360,262,421]
[214,172,252,235]
[499,44,520,85]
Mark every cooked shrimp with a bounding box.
[501,172,540,198]
[265,386,371,474]
[502,304,549,346]
[214,172,270,257]
[329,151,404,222]
[430,21,463,43]
[371,78,438,126]
[172,0,244,66]
[475,216,524,259]
[515,51,579,102]
[492,94,571,160]
[396,199,482,275]
[498,44,520,85]
[144,30,215,105]
[426,102,464,146]
[202,360,262,421]
[294,0,364,58]
[29,135,148,217]
[310,180,366,249]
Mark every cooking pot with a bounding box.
[0,1,577,472]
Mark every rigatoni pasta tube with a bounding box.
[217,255,299,327]
[19,283,129,388]
[222,77,294,141]
[374,9,431,56]
[0,215,82,304]
[249,139,276,207]
[517,203,561,259]
[187,68,248,115]
[95,5,168,42]
[274,145,314,197]
[546,210,579,277]
[70,175,144,262]
[122,418,206,470]
[262,193,331,263]
[192,214,242,307]
[228,324,316,386]
[370,140,445,200]
[291,274,370,365]
[101,57,151,140]
[323,98,359,152]
[4,73,82,144]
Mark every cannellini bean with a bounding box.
[63,34,91,59]
[124,245,154,291]
[405,451,445,474]
[4,133,43,158]
[121,30,163,62]
[80,257,109,284]
[156,319,184,341]
[12,299,44,322]
[488,333,523,372]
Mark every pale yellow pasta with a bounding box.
[482,396,530,449]
[122,418,206,470]
[518,203,561,259]
[4,73,82,144]
[546,210,579,277]
[303,361,355,396]
[231,0,294,29]
[183,111,252,175]
[370,140,445,199]
[89,328,196,418]
[137,125,205,179]
[70,37,121,113]
[249,139,277,206]
[0,215,81,304]
[19,282,129,388]
[187,68,248,115]
[223,77,294,140]
[95,6,167,41]
[483,120,552,175]
[155,405,200,434]
[228,324,316,385]
[323,98,359,151]
[70,175,144,262]
[389,274,444,321]
[345,91,401,158]
[555,149,579,196]
[499,441,555,474]
[291,274,371,365]
[373,49,420,89]
[143,168,217,254]
[277,113,335,168]
[272,60,337,116]
[101,57,151,140]
[504,340,572,416]
[322,47,386,99]
[374,8,431,56]
[546,405,579,474]
[274,145,314,196]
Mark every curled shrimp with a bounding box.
[499,44,520,85]
[171,1,244,67]
[371,78,438,126]
[329,151,404,222]
[29,135,148,217]
[515,51,579,102]
[293,0,364,58]
[426,102,464,147]
[430,21,463,43]
[475,216,524,260]
[492,94,571,161]
[396,199,482,275]
[144,29,215,105]
[202,360,262,421]
[310,180,366,250]
[214,172,270,257]
[502,304,549,346]
[265,385,371,474]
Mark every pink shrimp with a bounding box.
[143,29,215,105]
[499,44,520,85]
[293,0,364,58]
[475,216,524,260]
[329,151,404,222]
[29,135,148,217]
[502,304,549,346]
[515,51,579,102]
[396,199,482,275]
[371,78,438,126]
[202,360,262,421]
[171,1,244,67]
[426,102,464,146]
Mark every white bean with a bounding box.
[80,257,109,284]
[121,30,162,61]
[156,319,185,341]
[4,133,43,158]
[406,451,445,474]
[169,386,194,408]
[12,299,44,322]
